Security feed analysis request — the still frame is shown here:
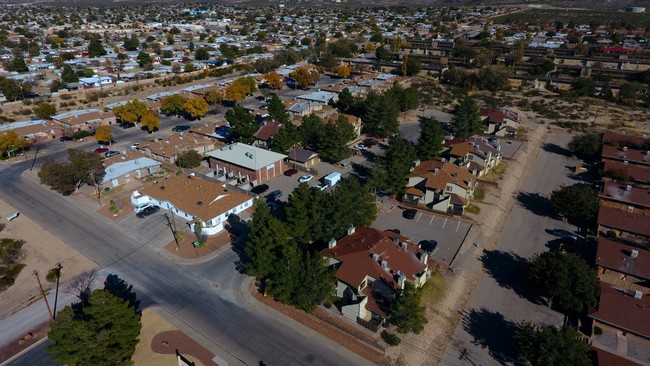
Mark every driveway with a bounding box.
[444,132,580,366]
[373,204,472,266]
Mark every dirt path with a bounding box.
[385,120,549,366]
[0,198,97,319]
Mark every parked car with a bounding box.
[419,240,438,254]
[104,151,120,158]
[363,138,378,147]
[549,229,578,241]
[312,184,327,191]
[59,136,73,142]
[136,205,160,218]
[353,144,367,151]
[284,168,298,177]
[120,122,136,129]
[129,143,140,149]
[266,190,282,201]
[133,203,153,213]
[386,228,401,235]
[298,174,313,183]
[403,208,417,219]
[172,125,191,132]
[251,184,270,195]
[93,148,109,154]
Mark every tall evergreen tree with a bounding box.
[361,92,399,137]
[61,64,78,83]
[318,116,355,163]
[299,114,324,149]
[47,289,141,366]
[267,94,289,124]
[87,36,106,58]
[225,104,257,144]
[272,122,301,154]
[389,283,428,334]
[417,117,444,160]
[284,183,320,243]
[244,200,289,284]
[292,251,335,313]
[336,87,356,114]
[450,96,482,138]
[370,137,416,194]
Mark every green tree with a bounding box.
[299,114,324,149]
[87,36,106,58]
[361,92,399,137]
[571,77,596,97]
[61,64,78,83]
[417,117,444,160]
[528,251,599,312]
[370,136,417,194]
[318,115,355,163]
[267,94,289,124]
[10,56,27,73]
[568,133,601,160]
[33,102,57,119]
[245,200,289,283]
[160,94,189,116]
[272,122,301,154]
[0,130,27,157]
[136,52,152,67]
[122,34,139,51]
[389,283,428,334]
[47,289,141,366]
[225,104,257,143]
[284,183,323,243]
[403,56,422,76]
[291,251,335,312]
[327,177,377,237]
[195,47,210,60]
[550,184,598,224]
[336,88,356,114]
[450,96,482,138]
[38,160,75,194]
[219,43,239,59]
[113,100,148,125]
[619,81,645,105]
[95,125,112,144]
[67,149,105,191]
[515,323,591,366]
[177,150,203,168]
[184,62,195,73]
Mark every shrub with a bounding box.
[381,331,401,346]
[465,205,481,214]
[473,187,485,201]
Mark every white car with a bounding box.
[298,174,314,183]
[133,203,153,213]
[312,184,327,191]
[354,144,367,150]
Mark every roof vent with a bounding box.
[372,253,380,261]
[160,186,165,190]
[631,249,639,258]
[441,158,446,163]
[626,184,632,191]
[635,290,643,299]
[380,260,388,269]
[623,146,628,151]
[624,160,628,166]
[197,201,203,205]
[401,242,408,250]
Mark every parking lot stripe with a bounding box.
[456,221,461,232]
[429,216,434,225]
[416,212,422,222]
[442,217,448,229]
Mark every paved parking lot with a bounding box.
[373,203,472,266]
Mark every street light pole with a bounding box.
[52,263,62,320]
[33,270,54,322]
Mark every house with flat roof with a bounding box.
[321,226,432,331]
[137,132,216,164]
[0,119,64,141]
[131,174,253,236]
[102,151,162,187]
[206,143,287,184]
[296,90,338,104]
[50,108,116,132]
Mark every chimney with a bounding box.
[626,184,632,191]
[328,238,336,249]
[380,260,388,269]
[623,146,628,151]
[401,242,408,250]
[635,290,643,299]
[397,271,406,289]
[420,251,429,264]
[631,249,639,258]
[347,225,355,235]
[372,253,380,262]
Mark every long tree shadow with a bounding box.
[461,307,520,365]
[481,250,542,305]
[543,143,572,157]
[516,191,557,218]
[104,274,141,312]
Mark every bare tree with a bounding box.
[64,270,97,303]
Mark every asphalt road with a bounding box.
[0,136,373,365]
[444,132,579,366]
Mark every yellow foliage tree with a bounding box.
[289,67,314,87]
[95,125,112,144]
[265,71,284,90]
[204,90,224,105]
[140,111,160,133]
[113,100,148,125]
[0,130,27,157]
[225,82,247,101]
[183,98,209,120]
[333,65,351,78]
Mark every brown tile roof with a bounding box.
[253,121,281,141]
[138,132,214,159]
[602,145,650,166]
[448,142,474,158]
[361,287,389,317]
[598,206,650,237]
[599,182,650,209]
[603,160,650,183]
[321,227,427,290]
[1,121,62,138]
[590,282,650,339]
[603,131,646,147]
[410,161,474,192]
[138,175,251,221]
[53,110,115,126]
[593,348,640,366]
[597,237,650,280]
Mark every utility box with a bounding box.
[323,172,342,187]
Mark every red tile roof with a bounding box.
[600,181,650,209]
[602,131,646,147]
[590,282,650,339]
[253,121,281,141]
[602,145,650,166]
[603,160,650,183]
[321,227,427,290]
[598,206,650,237]
[597,237,650,280]
[593,348,640,366]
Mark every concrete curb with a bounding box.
[0,336,49,366]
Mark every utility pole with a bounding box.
[52,263,62,320]
[33,270,54,322]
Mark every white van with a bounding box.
[323,172,342,187]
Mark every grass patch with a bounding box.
[473,187,485,202]
[516,127,528,140]
[482,161,508,181]
[421,270,446,309]
[465,205,481,215]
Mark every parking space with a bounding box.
[373,203,472,266]
[116,208,175,245]
[495,138,525,159]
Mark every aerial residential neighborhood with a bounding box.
[0,1,648,366]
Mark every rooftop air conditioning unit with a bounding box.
[635,290,643,299]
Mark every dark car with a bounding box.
[59,136,73,142]
[403,208,417,219]
[120,122,136,129]
[136,205,160,218]
[284,168,298,177]
[386,228,401,235]
[172,125,191,132]
[419,240,438,253]
[266,190,282,201]
[363,138,378,147]
[251,184,270,195]
[104,151,120,158]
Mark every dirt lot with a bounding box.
[0,198,97,319]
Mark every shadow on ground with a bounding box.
[543,143,572,157]
[516,192,557,218]
[461,307,520,365]
[481,250,542,305]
